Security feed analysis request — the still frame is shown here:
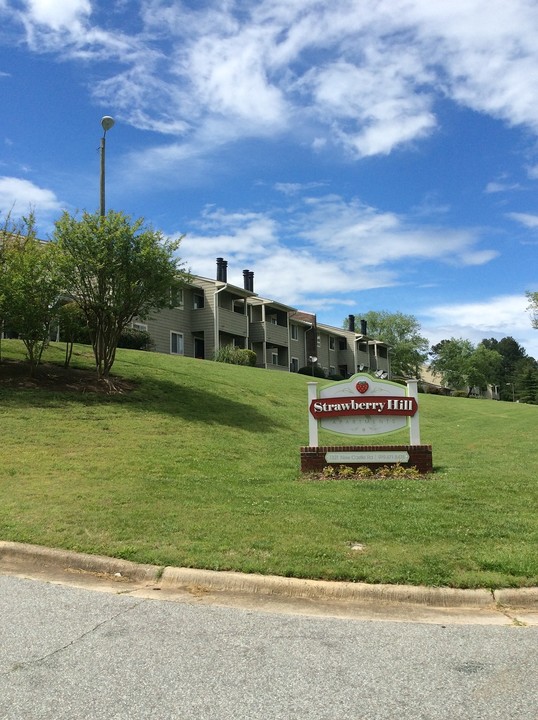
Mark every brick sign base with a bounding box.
[300,445,433,474]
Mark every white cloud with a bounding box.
[177,196,498,310]
[4,0,538,168]
[23,0,91,31]
[507,212,538,228]
[422,294,538,358]
[294,195,497,268]
[0,176,62,215]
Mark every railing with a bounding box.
[218,307,248,336]
[250,321,289,346]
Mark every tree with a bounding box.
[1,212,64,373]
[466,344,502,393]
[54,210,188,380]
[350,311,429,377]
[480,336,529,401]
[57,301,87,368]
[430,338,474,389]
[430,338,502,396]
[526,291,538,329]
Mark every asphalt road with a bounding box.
[1,574,537,720]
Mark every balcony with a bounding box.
[218,307,248,336]
[250,321,289,346]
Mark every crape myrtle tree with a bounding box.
[0,211,64,373]
[54,210,188,380]
[348,310,429,378]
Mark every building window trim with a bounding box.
[193,293,205,309]
[170,288,184,309]
[170,331,184,355]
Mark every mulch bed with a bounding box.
[0,359,136,395]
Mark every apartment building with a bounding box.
[136,258,391,378]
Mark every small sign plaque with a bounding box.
[325,451,410,464]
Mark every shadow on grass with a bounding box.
[0,376,279,433]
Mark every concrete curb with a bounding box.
[1,541,537,611]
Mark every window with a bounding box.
[170,331,184,355]
[291,324,298,341]
[290,357,299,372]
[358,342,368,352]
[378,346,388,358]
[317,333,321,347]
[193,293,205,309]
[339,338,347,351]
[272,351,279,365]
[132,322,147,332]
[329,337,335,351]
[170,288,184,308]
[270,315,278,325]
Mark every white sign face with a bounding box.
[325,451,410,464]
[316,374,412,436]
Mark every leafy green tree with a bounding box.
[1,213,64,374]
[430,338,502,396]
[54,210,188,380]
[480,336,530,401]
[466,344,502,393]
[430,338,474,389]
[526,291,538,329]
[350,310,429,377]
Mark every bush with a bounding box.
[298,365,326,378]
[236,348,257,366]
[214,345,256,366]
[117,328,154,351]
[327,373,345,381]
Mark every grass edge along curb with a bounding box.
[2,541,538,611]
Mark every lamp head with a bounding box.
[101,116,115,133]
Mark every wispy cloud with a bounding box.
[178,195,497,310]
[421,294,538,357]
[507,212,538,228]
[485,181,522,194]
[4,0,538,170]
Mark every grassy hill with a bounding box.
[1,339,537,589]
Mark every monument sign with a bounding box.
[302,373,433,474]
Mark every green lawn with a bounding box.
[1,339,537,589]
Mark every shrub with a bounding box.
[117,328,154,351]
[327,373,345,381]
[298,365,326,378]
[214,345,257,366]
[235,348,257,366]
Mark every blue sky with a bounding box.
[1,0,538,357]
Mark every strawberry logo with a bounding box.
[356,381,369,394]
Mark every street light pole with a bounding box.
[99,116,115,217]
